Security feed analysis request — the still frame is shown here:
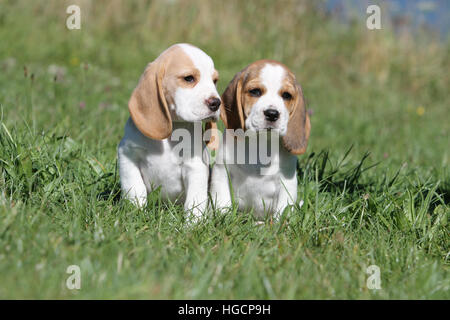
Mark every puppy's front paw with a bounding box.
[123,194,147,208]
[209,195,232,213]
[184,202,207,226]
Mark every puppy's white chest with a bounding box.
[139,141,184,201]
[231,169,280,216]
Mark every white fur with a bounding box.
[118,44,220,222]
[210,64,298,220]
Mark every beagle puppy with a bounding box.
[210,60,310,220]
[118,43,221,220]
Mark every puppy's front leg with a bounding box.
[183,160,209,222]
[118,142,148,207]
[210,163,232,210]
[273,174,298,222]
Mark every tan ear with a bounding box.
[220,71,245,130]
[282,85,311,155]
[204,121,220,150]
[128,61,172,140]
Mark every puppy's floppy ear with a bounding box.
[221,71,245,130]
[128,61,172,140]
[282,85,311,155]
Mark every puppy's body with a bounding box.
[211,132,298,219]
[119,119,207,206]
[210,60,310,220]
[118,44,220,219]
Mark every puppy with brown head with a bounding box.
[210,60,310,220]
[118,44,220,222]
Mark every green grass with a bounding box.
[0,0,448,299]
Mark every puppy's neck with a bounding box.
[172,121,198,132]
[169,121,206,158]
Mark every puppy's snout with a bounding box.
[206,97,221,112]
[264,109,280,122]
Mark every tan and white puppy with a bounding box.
[210,60,310,220]
[118,44,221,220]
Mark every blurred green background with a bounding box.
[1,0,448,166]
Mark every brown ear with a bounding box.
[204,121,220,150]
[282,85,311,155]
[128,61,172,140]
[220,71,245,130]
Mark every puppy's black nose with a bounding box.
[264,109,280,122]
[206,97,221,112]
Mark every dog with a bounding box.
[118,43,221,220]
[210,60,310,220]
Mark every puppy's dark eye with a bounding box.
[282,92,292,100]
[184,75,195,82]
[213,78,218,85]
[249,88,262,97]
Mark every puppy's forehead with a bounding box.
[155,44,194,71]
[177,43,215,71]
[245,60,295,87]
[260,64,286,91]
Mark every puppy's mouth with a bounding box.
[201,114,219,122]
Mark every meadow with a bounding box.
[0,0,448,299]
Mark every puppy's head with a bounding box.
[129,43,221,139]
[221,60,310,155]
